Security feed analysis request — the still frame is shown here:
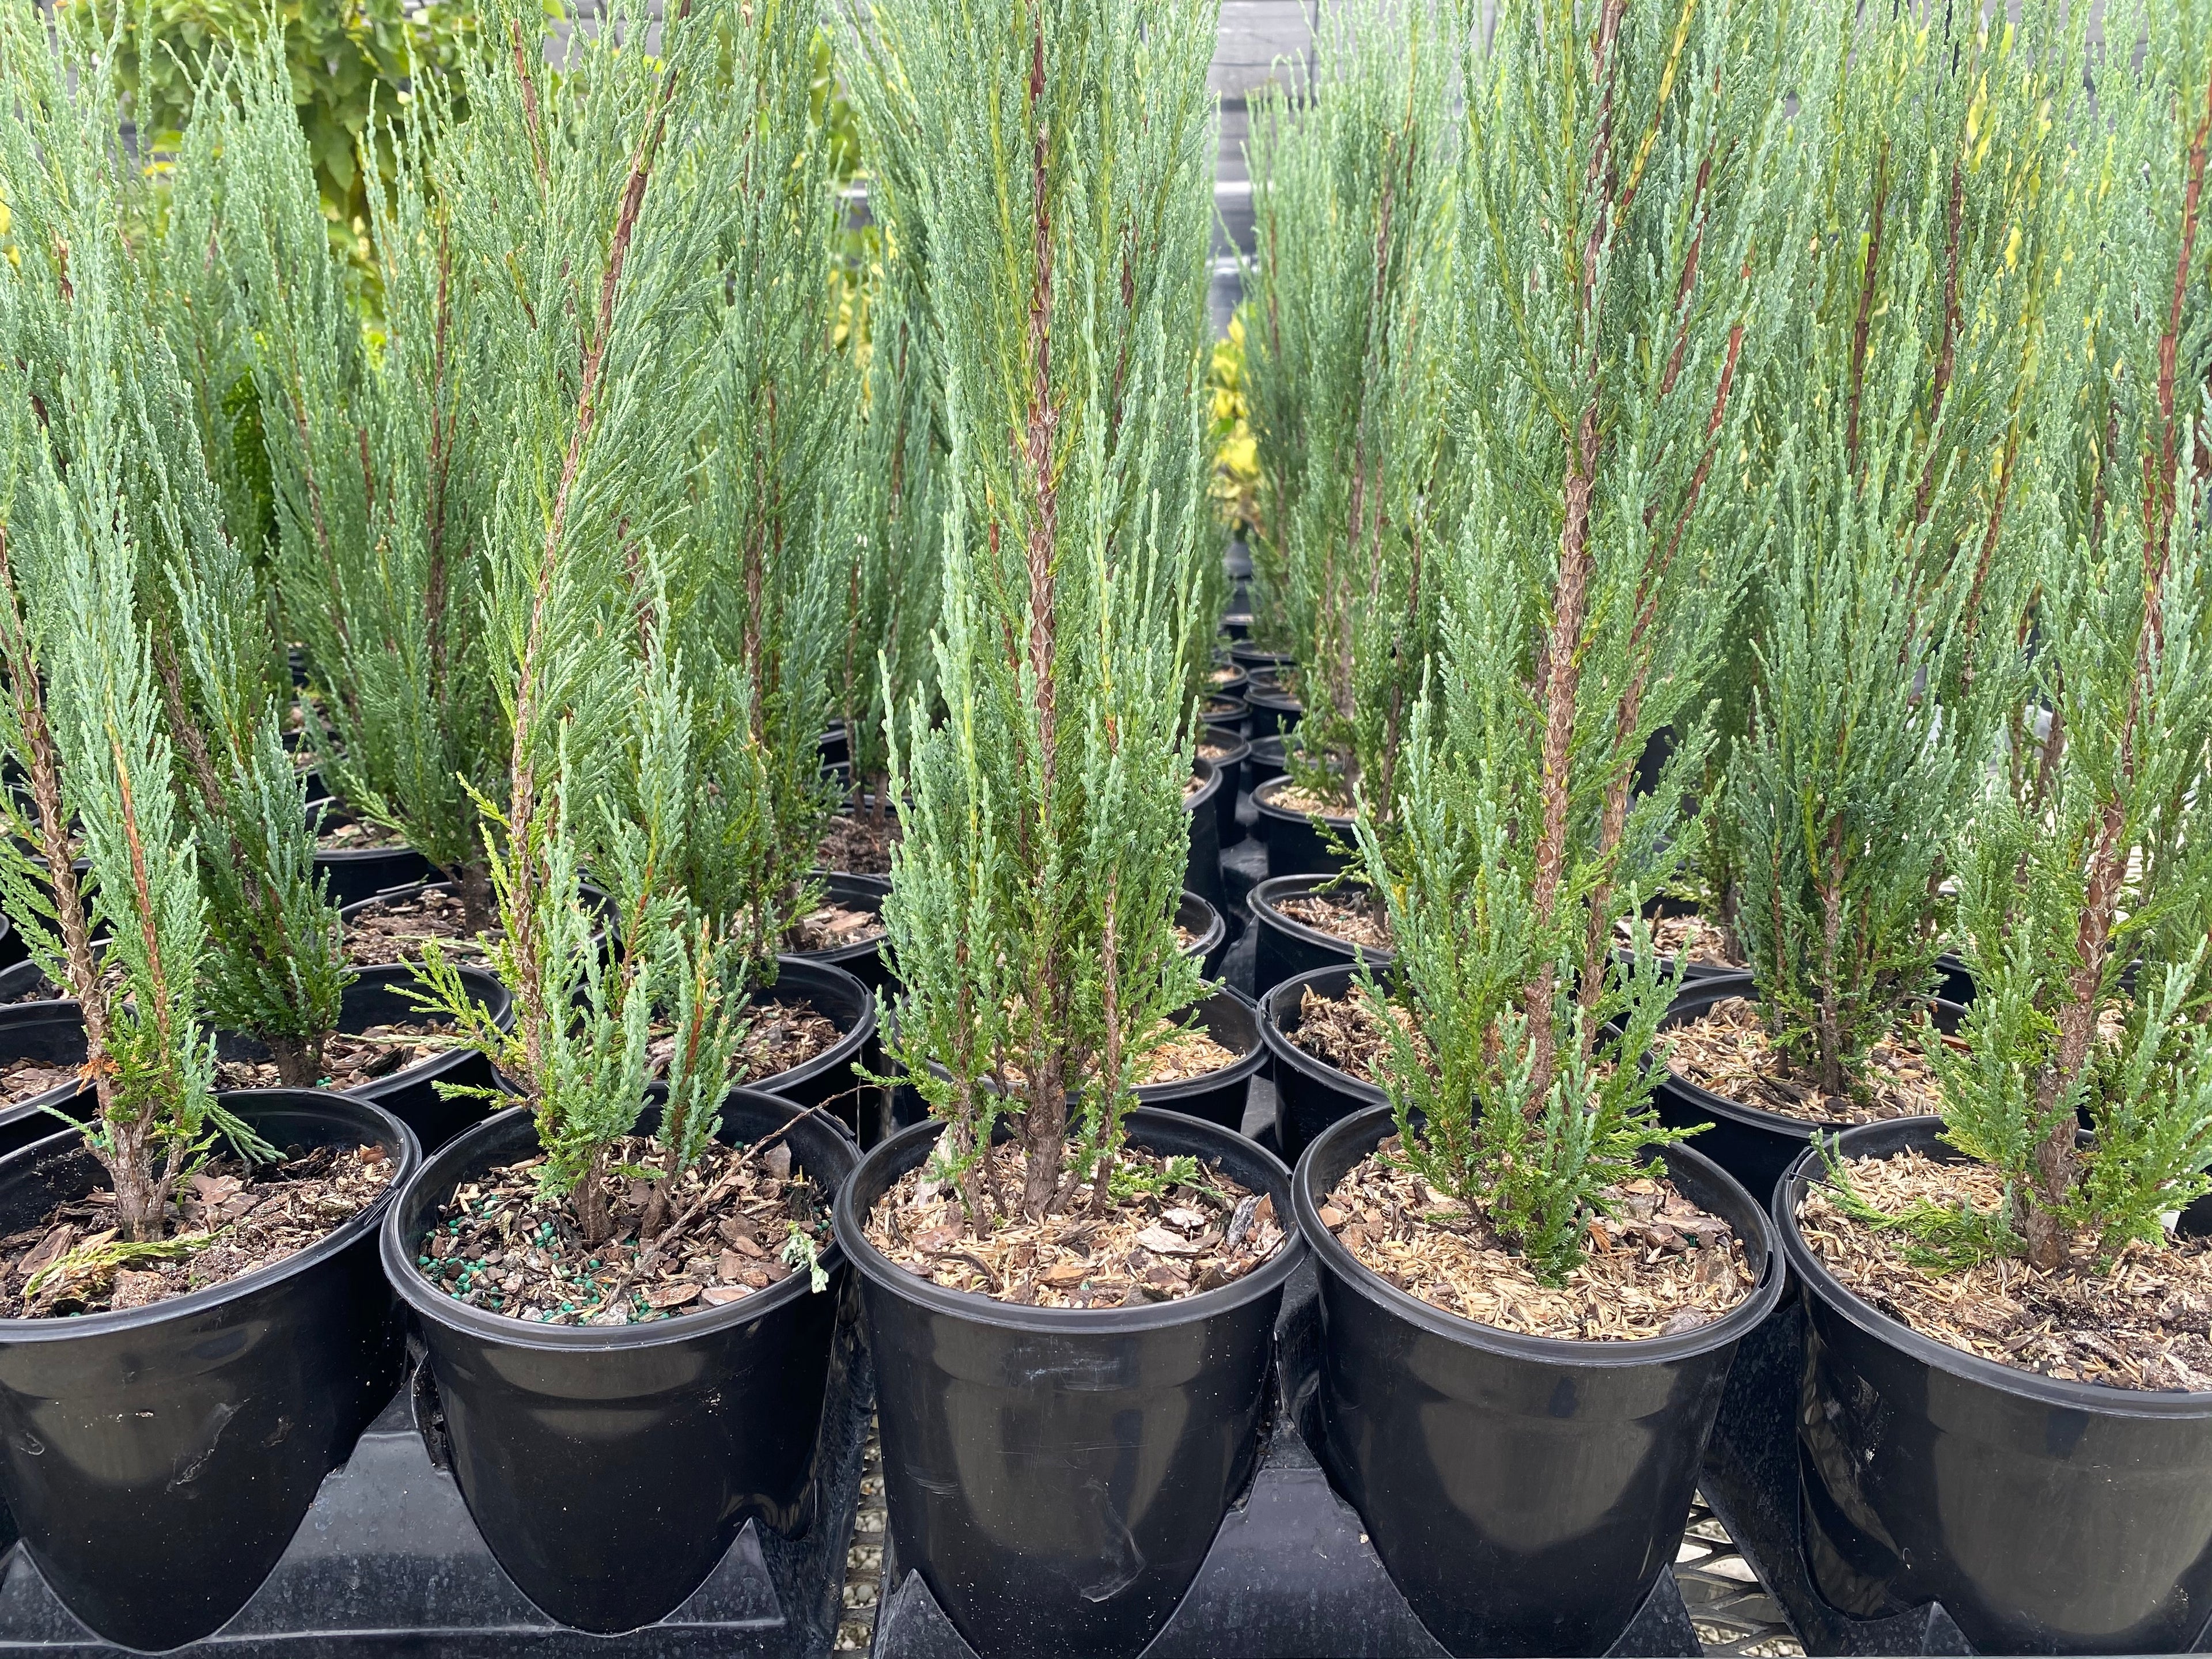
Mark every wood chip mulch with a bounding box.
[1260,781,1352,819]
[1324,1141,1753,1339]
[789,903,885,954]
[0,1056,76,1105]
[1290,986,1415,1084]
[1278,892,1392,951]
[737,998,841,1083]
[1799,1152,2212,1391]
[317,815,406,851]
[214,1021,451,1092]
[416,1134,830,1326]
[1622,911,1745,969]
[864,1145,1287,1308]
[1666,996,1941,1124]
[817,812,900,877]
[1137,1027,1240,1085]
[2,1141,395,1317]
[343,887,492,967]
[1197,738,1241,765]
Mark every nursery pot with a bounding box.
[1207,665,1252,703]
[836,1107,1305,1659]
[1251,873,1394,999]
[1259,964,1389,1164]
[1135,983,1267,1132]
[1650,974,1968,1203]
[1778,1118,2212,1654]
[747,956,877,1126]
[818,719,850,771]
[1176,889,1230,980]
[0,1089,419,1650]
[1246,732,1289,789]
[1634,895,1745,982]
[307,797,438,907]
[789,872,894,994]
[1252,775,1354,877]
[1296,1105,1786,1657]
[1196,729,1252,849]
[0,998,90,1158]
[1201,694,1249,737]
[1229,643,1295,676]
[1933,950,1976,1006]
[1184,756,1226,912]
[0,914,20,971]
[215,964,513,1155]
[1244,675,1304,740]
[382,1087,858,1634]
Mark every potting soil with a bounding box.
[1666,995,1942,1124]
[214,1021,450,1092]
[343,885,494,967]
[1278,891,1393,952]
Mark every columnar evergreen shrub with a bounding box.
[1241,0,1456,816]
[1354,0,1802,1283]
[849,0,1218,1217]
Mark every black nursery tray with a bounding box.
[868,1259,1706,1659]
[0,1290,874,1658]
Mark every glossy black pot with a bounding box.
[747,956,877,1130]
[0,998,89,1158]
[306,798,438,908]
[1259,964,1388,1164]
[1637,895,1745,982]
[1184,756,1225,913]
[1244,677,1304,740]
[1778,1118,2212,1654]
[1176,889,1230,980]
[0,1090,418,1650]
[0,914,20,970]
[1246,732,1288,789]
[1933,950,1976,1006]
[1200,694,1248,738]
[1197,730,1252,849]
[789,872,893,994]
[818,719,851,771]
[837,1108,1305,1659]
[1207,665,1251,703]
[1135,983,1266,1132]
[1228,643,1295,675]
[1252,776,1353,877]
[1251,874,1393,998]
[1297,1105,1786,1656]
[1651,974,1968,1203]
[383,1088,857,1634]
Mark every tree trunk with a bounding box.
[266,1033,325,1090]
[457,859,498,937]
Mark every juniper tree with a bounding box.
[1240,0,1457,816]
[1849,0,2212,1275]
[849,0,1218,1219]
[1725,5,2070,1103]
[1352,0,1802,1283]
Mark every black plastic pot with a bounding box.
[1778,1118,2212,1654]
[1197,730,1252,849]
[1636,895,1745,982]
[836,1108,1305,1659]
[1259,964,1388,1164]
[308,797,438,907]
[1176,889,1230,979]
[1933,950,1976,1006]
[0,998,89,1158]
[789,873,893,994]
[1207,665,1251,703]
[1228,644,1294,675]
[1296,1105,1787,1657]
[818,719,850,771]
[1135,983,1267,1132]
[1244,677,1304,740]
[1201,693,1249,737]
[1251,874,1393,999]
[749,956,877,1131]
[1184,756,1225,913]
[382,1088,858,1635]
[1650,973,1968,1205]
[0,914,20,970]
[212,964,513,1154]
[1252,776,1354,877]
[0,1090,418,1650]
[1246,733,1288,788]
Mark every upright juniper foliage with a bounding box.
[1241,0,1457,815]
[1727,7,2067,1101]
[850,0,1217,1217]
[1356,0,1802,1282]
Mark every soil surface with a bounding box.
[1290,986,1414,1084]
[817,812,900,876]
[738,998,842,1084]
[1137,1026,1241,1085]
[0,1056,75,1104]
[1259,779,1352,819]
[1278,891,1392,952]
[1325,1141,1753,1339]
[416,1132,830,1325]
[214,1021,450,1093]
[343,887,491,967]
[1621,911,1745,971]
[2,1141,395,1317]
[1667,995,1941,1123]
[1207,665,1243,687]
[1197,738,1242,766]
[865,1144,1287,1308]
[317,814,406,851]
[1800,1152,2212,1389]
[789,902,885,954]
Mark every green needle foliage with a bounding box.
[849,0,1218,1221]
[1725,5,2069,1102]
[1354,0,1804,1285]
[0,12,266,1243]
[1240,0,1457,817]
[1843,0,2212,1275]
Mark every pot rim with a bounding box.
[380,1087,852,1355]
[1195,729,1253,767]
[1244,681,1304,717]
[753,955,877,1097]
[1185,753,1225,815]
[1136,982,1268,1101]
[1257,965,1390,1106]
[1655,972,1969,1140]
[784,876,892,969]
[834,1106,1306,1334]
[1252,774,1353,828]
[1297,1101,1787,1366]
[304,798,432,866]
[1250,873,1395,963]
[1778,1115,2212,1414]
[1175,889,1228,963]
[0,1088,418,1341]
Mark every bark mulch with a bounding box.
[416,1132,830,1327]
[1666,995,1941,1124]
[317,815,407,851]
[1278,891,1392,952]
[343,887,491,968]
[1197,738,1243,766]
[789,902,884,954]
[865,1145,1287,1308]
[1621,911,1745,971]
[737,998,842,1084]
[0,1056,76,1105]
[214,1021,450,1093]
[1799,1150,2212,1390]
[817,812,900,877]
[1259,780,1353,818]
[2,1141,395,1317]
[1137,1026,1241,1085]
[1291,986,1416,1084]
[1324,1141,1753,1339]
